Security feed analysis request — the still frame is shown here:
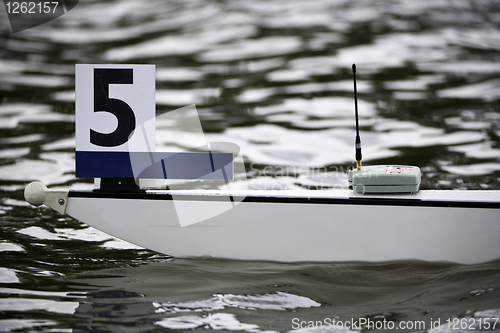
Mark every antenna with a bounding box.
[347,64,421,194]
[352,64,362,171]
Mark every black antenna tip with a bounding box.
[352,64,356,74]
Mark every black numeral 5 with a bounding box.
[91,68,136,147]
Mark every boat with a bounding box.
[23,63,500,264]
[24,182,500,264]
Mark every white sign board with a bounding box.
[75,64,155,178]
[75,64,155,153]
[74,64,233,182]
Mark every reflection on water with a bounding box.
[1,0,500,331]
[1,0,499,190]
[2,258,497,332]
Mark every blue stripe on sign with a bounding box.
[76,151,233,180]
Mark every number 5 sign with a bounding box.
[75,64,233,181]
[75,64,155,177]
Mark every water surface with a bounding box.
[1,0,500,331]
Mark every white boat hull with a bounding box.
[64,189,500,264]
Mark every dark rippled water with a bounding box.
[1,0,500,331]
